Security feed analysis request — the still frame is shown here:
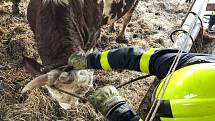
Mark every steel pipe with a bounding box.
[172,0,209,52]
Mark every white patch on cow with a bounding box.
[97,0,103,4]
[123,0,126,6]
[121,8,124,13]
[102,0,120,25]
[120,0,127,16]
[61,0,69,5]
[80,0,84,5]
[45,70,94,109]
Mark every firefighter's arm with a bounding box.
[68,47,157,73]
[88,85,142,121]
[68,47,210,79]
[147,49,215,78]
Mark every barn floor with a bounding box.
[0,0,214,121]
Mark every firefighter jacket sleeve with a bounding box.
[86,47,215,79]
[86,47,154,72]
[149,49,215,79]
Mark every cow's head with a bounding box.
[23,0,103,109]
[22,57,94,109]
[26,0,102,69]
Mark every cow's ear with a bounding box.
[23,56,43,76]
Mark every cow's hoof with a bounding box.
[116,36,128,43]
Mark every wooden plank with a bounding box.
[206,4,215,11]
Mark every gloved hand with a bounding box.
[88,85,126,117]
[68,52,87,70]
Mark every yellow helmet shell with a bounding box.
[156,63,215,121]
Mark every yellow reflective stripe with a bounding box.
[140,48,157,73]
[100,50,111,71]
[213,10,215,15]
[139,118,143,121]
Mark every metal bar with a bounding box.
[172,0,209,52]
[204,11,215,16]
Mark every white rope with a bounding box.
[144,0,208,119]
[145,8,202,121]
[145,35,188,121]
[149,45,186,121]
[145,47,179,120]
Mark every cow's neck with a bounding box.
[38,0,102,67]
[38,0,85,67]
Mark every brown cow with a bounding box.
[25,0,140,74]
[23,0,140,109]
